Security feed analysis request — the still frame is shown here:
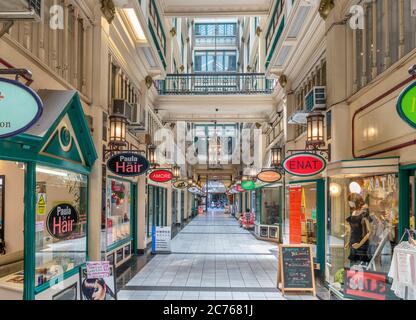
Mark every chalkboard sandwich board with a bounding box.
[277,244,316,296]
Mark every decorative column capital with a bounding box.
[278,74,287,88]
[100,0,116,24]
[256,26,262,37]
[170,27,177,37]
[318,0,335,20]
[145,75,153,89]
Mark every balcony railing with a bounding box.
[195,36,238,47]
[156,73,276,95]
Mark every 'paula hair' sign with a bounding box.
[282,153,326,177]
[46,203,79,240]
[107,153,150,177]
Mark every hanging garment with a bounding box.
[346,212,370,263]
[388,241,416,300]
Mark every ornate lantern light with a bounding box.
[306,112,325,148]
[109,114,127,147]
[172,165,181,179]
[271,146,282,168]
[148,144,157,167]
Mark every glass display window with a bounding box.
[260,185,283,226]
[106,178,132,248]
[35,166,88,287]
[326,174,399,293]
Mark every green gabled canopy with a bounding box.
[0,90,97,171]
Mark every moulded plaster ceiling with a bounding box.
[160,0,273,17]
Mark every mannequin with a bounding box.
[345,193,372,263]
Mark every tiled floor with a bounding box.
[118,209,318,300]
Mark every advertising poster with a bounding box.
[289,186,302,244]
[80,264,117,300]
[152,226,172,253]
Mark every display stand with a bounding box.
[277,244,316,297]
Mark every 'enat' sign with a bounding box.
[107,153,150,177]
[282,153,326,177]
[149,170,173,183]
[46,203,79,240]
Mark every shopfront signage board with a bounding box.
[173,180,188,189]
[257,170,282,183]
[277,244,316,296]
[107,153,150,177]
[344,268,398,300]
[152,226,171,253]
[241,180,255,190]
[397,81,416,128]
[149,169,173,183]
[46,203,79,240]
[282,153,326,177]
[0,78,43,138]
[86,261,111,279]
[80,265,117,300]
[236,185,245,193]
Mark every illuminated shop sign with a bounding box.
[282,153,326,177]
[241,180,255,190]
[397,82,416,128]
[107,153,150,177]
[344,268,397,300]
[257,170,282,183]
[46,203,79,240]
[0,78,43,138]
[149,170,173,183]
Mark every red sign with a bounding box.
[283,153,326,177]
[344,268,397,300]
[289,186,302,244]
[236,185,245,193]
[149,170,173,183]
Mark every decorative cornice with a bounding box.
[318,0,335,20]
[145,75,153,89]
[100,0,116,24]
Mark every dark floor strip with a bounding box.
[170,252,274,255]
[121,286,279,293]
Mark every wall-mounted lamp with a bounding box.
[148,144,158,167]
[271,146,282,168]
[172,165,181,179]
[109,114,127,147]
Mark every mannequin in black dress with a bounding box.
[345,194,372,263]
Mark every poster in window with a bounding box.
[79,264,117,300]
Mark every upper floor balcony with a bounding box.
[156,73,276,95]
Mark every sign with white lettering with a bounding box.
[0,78,43,139]
[282,153,326,177]
[149,169,173,183]
[107,152,150,177]
[46,203,79,240]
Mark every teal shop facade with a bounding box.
[0,90,97,300]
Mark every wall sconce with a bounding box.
[109,114,127,147]
[148,144,158,167]
[173,165,181,179]
[271,146,282,168]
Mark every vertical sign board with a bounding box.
[277,244,316,296]
[152,226,171,253]
[289,186,302,244]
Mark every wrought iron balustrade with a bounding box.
[195,36,238,46]
[156,73,276,95]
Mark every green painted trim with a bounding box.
[132,183,138,253]
[399,168,411,240]
[34,263,85,294]
[316,179,325,276]
[148,20,167,70]
[396,81,416,129]
[86,176,90,262]
[265,15,285,70]
[107,237,133,253]
[23,162,36,300]
[400,163,416,170]
[36,155,91,175]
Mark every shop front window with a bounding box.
[260,186,283,226]
[35,166,88,287]
[326,174,399,293]
[106,178,131,248]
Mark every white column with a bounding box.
[136,175,147,251]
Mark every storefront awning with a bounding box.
[326,157,399,177]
